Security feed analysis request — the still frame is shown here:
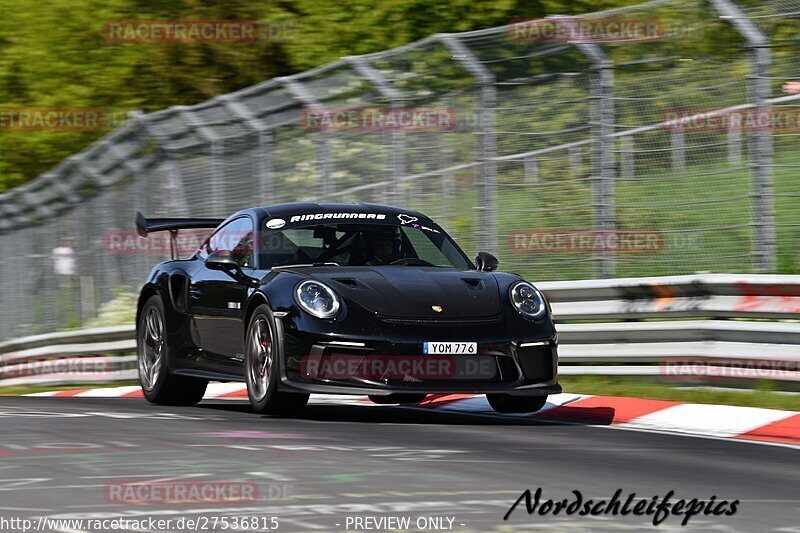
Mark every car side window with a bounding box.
[206,217,255,269]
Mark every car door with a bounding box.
[191,216,255,369]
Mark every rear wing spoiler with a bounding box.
[135,212,224,237]
[135,211,224,259]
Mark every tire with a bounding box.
[368,394,428,405]
[486,394,548,414]
[137,295,208,405]
[245,304,309,415]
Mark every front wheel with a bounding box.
[486,394,547,414]
[245,304,309,415]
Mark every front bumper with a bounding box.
[278,331,560,397]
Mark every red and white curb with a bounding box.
[27,384,800,448]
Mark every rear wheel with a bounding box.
[368,393,428,405]
[486,394,547,414]
[137,295,207,405]
[245,304,309,415]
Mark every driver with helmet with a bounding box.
[364,226,403,265]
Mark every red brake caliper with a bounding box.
[260,337,268,377]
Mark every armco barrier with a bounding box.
[542,273,800,320]
[0,325,136,387]
[1,274,799,387]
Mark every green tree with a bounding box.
[0,0,651,191]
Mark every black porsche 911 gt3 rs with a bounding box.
[135,203,560,414]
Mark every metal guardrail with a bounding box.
[2,275,798,387]
[0,325,136,387]
[540,273,800,320]
[0,325,135,356]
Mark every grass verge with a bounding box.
[0,381,139,396]
[561,375,799,411]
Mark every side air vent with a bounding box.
[169,273,189,313]
[462,278,484,290]
[333,278,359,288]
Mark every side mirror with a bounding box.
[475,251,499,272]
[205,250,239,271]
[205,250,259,286]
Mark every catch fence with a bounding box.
[1,0,799,338]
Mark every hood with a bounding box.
[294,266,501,319]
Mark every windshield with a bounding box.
[260,222,471,269]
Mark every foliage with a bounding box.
[85,286,137,327]
[0,0,647,191]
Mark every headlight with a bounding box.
[295,280,341,319]
[509,281,547,320]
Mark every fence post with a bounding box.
[709,0,774,273]
[347,56,406,205]
[671,129,686,171]
[69,158,115,322]
[13,228,31,336]
[728,124,742,165]
[576,42,616,278]
[136,113,191,217]
[125,112,151,219]
[281,78,333,200]
[258,131,275,203]
[439,34,497,254]
[523,157,538,184]
[101,117,151,284]
[620,137,635,181]
[179,108,226,217]
[222,97,275,203]
[569,146,583,178]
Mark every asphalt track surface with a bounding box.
[0,396,797,533]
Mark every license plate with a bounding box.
[423,342,477,355]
